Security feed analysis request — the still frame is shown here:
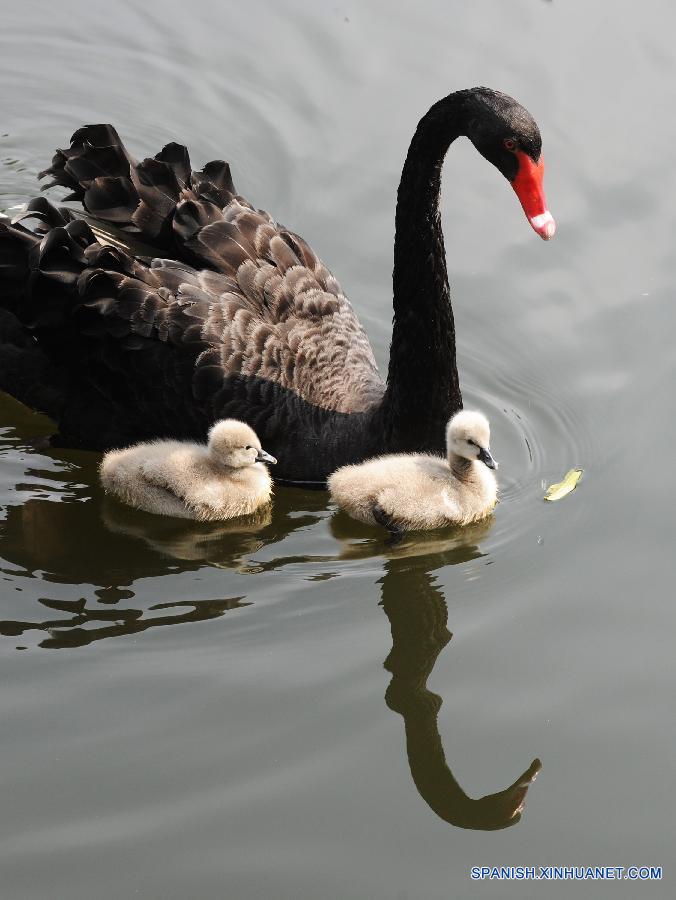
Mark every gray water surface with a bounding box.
[1,1,674,898]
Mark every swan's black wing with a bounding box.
[0,126,384,465]
[37,125,383,413]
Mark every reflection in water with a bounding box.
[1,594,248,650]
[1,494,268,583]
[0,441,540,827]
[101,497,273,569]
[0,461,332,645]
[0,472,325,581]
[0,471,257,648]
[379,541,541,830]
[0,488,279,647]
[330,511,495,561]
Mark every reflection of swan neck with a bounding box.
[380,559,540,830]
[386,679,468,819]
[384,597,473,827]
[383,583,451,689]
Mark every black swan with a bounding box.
[0,87,554,485]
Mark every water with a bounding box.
[1,1,674,897]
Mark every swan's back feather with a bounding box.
[4,125,385,427]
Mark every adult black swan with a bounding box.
[0,87,554,485]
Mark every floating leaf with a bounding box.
[544,468,583,502]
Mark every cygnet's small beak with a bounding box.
[478,447,498,470]
[255,449,277,465]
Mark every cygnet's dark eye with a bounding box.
[503,138,516,151]
[245,445,253,450]
[467,438,476,447]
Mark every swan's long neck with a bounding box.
[381,92,469,452]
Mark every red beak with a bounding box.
[511,151,556,240]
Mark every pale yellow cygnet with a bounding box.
[328,410,497,534]
[100,419,276,521]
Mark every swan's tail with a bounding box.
[39,124,239,254]
[0,196,212,348]
[0,197,211,440]
[0,199,95,328]
[0,201,80,419]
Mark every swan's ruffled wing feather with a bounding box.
[152,222,383,412]
[39,124,136,196]
[32,125,384,415]
[3,221,382,424]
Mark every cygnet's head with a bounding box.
[446,410,497,470]
[207,420,277,469]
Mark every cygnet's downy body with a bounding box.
[100,420,276,521]
[328,411,497,534]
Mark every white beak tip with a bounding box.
[529,211,556,240]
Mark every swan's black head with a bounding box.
[464,88,555,240]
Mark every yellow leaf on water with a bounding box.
[544,468,583,502]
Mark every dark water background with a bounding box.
[1,1,674,897]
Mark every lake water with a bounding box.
[1,1,674,897]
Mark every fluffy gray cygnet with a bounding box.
[328,410,497,534]
[100,419,276,521]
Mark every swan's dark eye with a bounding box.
[467,438,476,446]
[245,445,253,450]
[503,138,516,151]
